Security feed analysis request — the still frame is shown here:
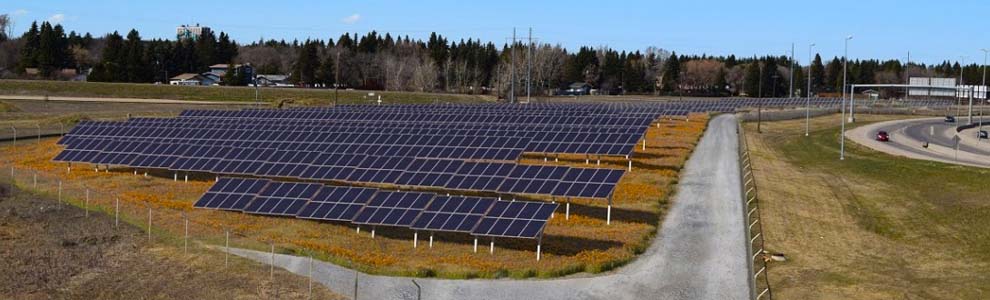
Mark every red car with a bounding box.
[876,131,890,142]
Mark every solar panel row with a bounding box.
[194,178,557,239]
[57,140,624,199]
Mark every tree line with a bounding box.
[0,16,985,98]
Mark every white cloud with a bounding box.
[341,14,361,25]
[13,9,29,16]
[48,13,65,23]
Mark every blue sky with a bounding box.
[5,1,989,64]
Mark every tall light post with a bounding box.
[806,43,816,137]
[981,49,988,131]
[843,35,853,122]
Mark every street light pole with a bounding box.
[981,49,988,131]
[843,35,853,122]
[806,43,815,137]
[841,84,849,160]
[790,42,795,98]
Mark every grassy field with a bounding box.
[0,182,343,299]
[0,114,708,279]
[744,115,990,299]
[0,80,495,105]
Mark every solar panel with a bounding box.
[242,181,323,216]
[471,200,557,238]
[296,186,378,221]
[351,191,435,226]
[193,178,271,211]
[410,196,495,233]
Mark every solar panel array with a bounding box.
[195,177,557,239]
[56,99,927,241]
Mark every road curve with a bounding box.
[845,117,990,168]
[228,114,751,300]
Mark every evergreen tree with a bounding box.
[659,52,680,94]
[123,29,149,82]
[714,67,728,96]
[744,62,761,97]
[825,57,843,93]
[16,21,40,73]
[291,41,319,85]
[810,54,825,95]
[315,53,335,87]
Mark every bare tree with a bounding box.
[411,58,438,92]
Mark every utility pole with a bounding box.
[527,27,532,103]
[806,43,815,137]
[334,51,340,107]
[960,56,967,118]
[510,27,516,103]
[843,35,853,122]
[905,51,910,101]
[790,42,795,98]
[981,48,988,131]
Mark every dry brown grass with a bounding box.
[745,114,990,300]
[0,113,709,279]
[0,183,343,299]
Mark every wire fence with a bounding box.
[737,120,772,300]
[0,161,348,299]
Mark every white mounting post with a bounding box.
[473,237,478,253]
[490,238,495,254]
[371,227,376,239]
[565,198,570,220]
[429,232,434,248]
[607,194,613,225]
[413,232,418,248]
[174,173,177,181]
[536,235,543,261]
[356,226,360,234]
[643,139,647,151]
[184,174,188,182]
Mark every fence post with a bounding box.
[224,229,230,268]
[85,188,90,218]
[57,180,62,207]
[33,171,37,189]
[184,215,189,254]
[114,197,120,228]
[147,206,152,243]
[270,242,275,281]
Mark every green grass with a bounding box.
[0,79,495,104]
[749,115,990,299]
[780,123,990,260]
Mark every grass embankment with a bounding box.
[0,80,494,104]
[745,115,990,299]
[0,182,343,299]
[0,114,709,279]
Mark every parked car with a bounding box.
[979,130,988,139]
[876,131,890,142]
[944,116,956,123]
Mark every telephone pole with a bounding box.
[789,42,795,98]
[526,27,532,103]
[510,28,516,103]
[334,51,340,107]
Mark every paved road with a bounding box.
[846,117,990,168]
[228,114,751,300]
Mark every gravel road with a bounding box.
[228,114,751,300]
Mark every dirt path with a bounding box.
[228,114,751,300]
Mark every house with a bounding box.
[208,64,254,78]
[169,73,214,86]
[255,74,292,87]
[563,82,592,95]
